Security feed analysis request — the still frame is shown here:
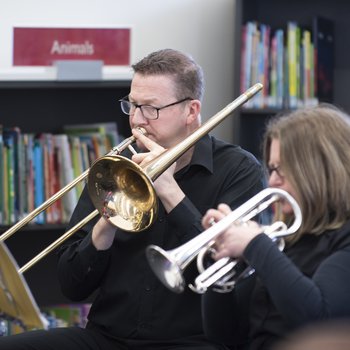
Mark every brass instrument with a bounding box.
[146,188,302,294]
[0,131,144,330]
[0,83,262,273]
[0,130,145,273]
[191,220,287,294]
[0,84,262,330]
[1,83,262,273]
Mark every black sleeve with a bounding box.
[244,234,350,326]
[57,186,112,301]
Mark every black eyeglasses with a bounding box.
[267,165,285,178]
[119,96,192,120]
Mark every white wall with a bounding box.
[0,0,237,142]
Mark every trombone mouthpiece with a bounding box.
[135,127,147,136]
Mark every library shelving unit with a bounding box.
[233,0,350,159]
[0,79,131,307]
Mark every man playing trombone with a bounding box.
[0,48,267,350]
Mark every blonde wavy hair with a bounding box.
[263,104,350,243]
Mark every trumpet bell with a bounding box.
[88,155,158,232]
[146,245,186,293]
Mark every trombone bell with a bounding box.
[88,156,158,232]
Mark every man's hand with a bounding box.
[92,217,116,250]
[130,128,184,213]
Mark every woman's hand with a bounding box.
[202,203,263,260]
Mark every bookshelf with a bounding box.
[233,0,350,159]
[0,81,131,136]
[0,80,131,307]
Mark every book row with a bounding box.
[0,123,121,226]
[0,303,91,336]
[241,17,334,109]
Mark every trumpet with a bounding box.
[191,220,287,294]
[146,188,302,294]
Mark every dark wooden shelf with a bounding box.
[0,224,67,233]
[0,80,131,89]
[0,79,132,135]
[0,79,131,307]
[234,0,350,159]
[240,107,291,115]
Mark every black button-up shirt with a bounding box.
[57,135,267,347]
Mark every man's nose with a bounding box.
[131,107,148,124]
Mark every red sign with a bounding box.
[13,27,130,66]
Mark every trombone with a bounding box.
[0,129,146,273]
[146,188,302,294]
[1,83,263,274]
[0,130,146,330]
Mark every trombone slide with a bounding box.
[0,131,145,274]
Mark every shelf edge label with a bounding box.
[13,27,131,66]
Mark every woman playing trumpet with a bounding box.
[201,104,350,350]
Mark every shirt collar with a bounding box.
[184,134,213,174]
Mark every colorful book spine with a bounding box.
[53,134,77,222]
[0,125,3,224]
[33,139,45,224]
[287,21,298,108]
[241,21,257,98]
[4,132,15,224]
[276,29,285,108]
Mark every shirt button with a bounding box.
[145,286,151,291]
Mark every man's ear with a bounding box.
[186,100,201,125]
